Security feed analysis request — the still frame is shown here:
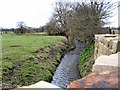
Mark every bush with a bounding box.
[14,28,27,34]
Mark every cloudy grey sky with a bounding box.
[0,0,119,28]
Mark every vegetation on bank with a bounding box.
[79,43,95,77]
[2,34,70,89]
[78,29,119,77]
[1,0,116,89]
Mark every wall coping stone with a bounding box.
[19,81,62,89]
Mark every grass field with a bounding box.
[2,34,68,88]
[2,34,65,62]
[112,30,120,34]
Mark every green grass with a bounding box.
[79,43,95,77]
[26,32,48,35]
[2,34,68,88]
[2,34,65,62]
[117,30,120,34]
[112,30,120,34]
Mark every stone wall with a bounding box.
[94,34,120,60]
[68,34,119,88]
[93,34,119,72]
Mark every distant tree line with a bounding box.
[44,0,115,45]
[118,27,120,30]
[14,21,45,34]
[1,21,45,35]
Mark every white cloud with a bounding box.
[0,0,119,28]
[0,0,55,28]
[105,0,119,27]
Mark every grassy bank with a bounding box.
[2,34,69,89]
[79,43,95,77]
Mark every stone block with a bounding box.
[112,40,118,53]
[103,38,109,47]
[98,42,103,55]
[108,39,112,49]
[67,71,119,88]
[102,45,105,55]
[92,52,119,72]
[98,35,104,42]
[94,34,119,59]
[117,41,120,52]
[19,81,63,89]
[107,49,113,55]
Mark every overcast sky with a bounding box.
[0,0,119,28]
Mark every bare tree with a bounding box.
[17,21,26,29]
[52,1,74,43]
[15,21,27,34]
[67,0,115,44]
[49,0,115,44]
[45,18,61,35]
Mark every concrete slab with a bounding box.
[92,52,119,72]
[19,81,62,89]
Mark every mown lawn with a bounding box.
[2,34,68,89]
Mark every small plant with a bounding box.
[79,43,95,77]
